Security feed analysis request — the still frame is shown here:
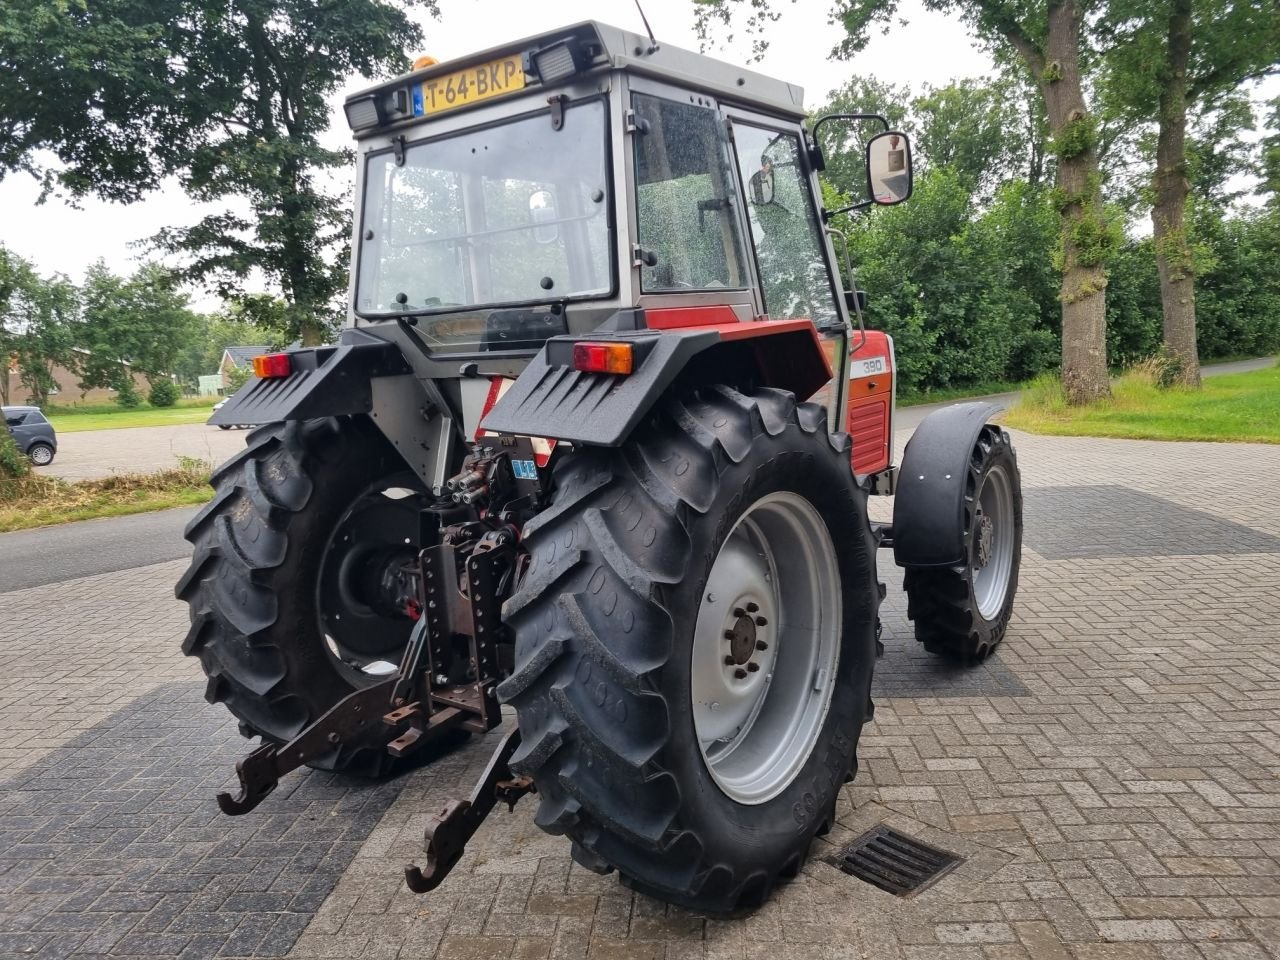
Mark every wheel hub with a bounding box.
[975,514,995,569]
[725,609,761,665]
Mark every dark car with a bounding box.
[2,405,57,466]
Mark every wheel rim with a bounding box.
[972,463,1015,620]
[690,492,841,805]
[30,445,52,465]
[317,479,426,685]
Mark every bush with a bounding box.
[0,429,32,495]
[115,377,141,408]
[148,379,179,407]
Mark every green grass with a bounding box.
[1004,362,1280,444]
[45,397,219,432]
[0,462,213,532]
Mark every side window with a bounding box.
[28,411,48,425]
[730,125,839,326]
[4,416,22,428]
[632,94,746,292]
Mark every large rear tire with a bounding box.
[903,424,1022,661]
[175,417,430,776]
[498,387,879,913]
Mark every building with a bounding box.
[3,350,148,406]
[219,346,271,388]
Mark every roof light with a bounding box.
[572,342,633,375]
[412,55,439,70]
[343,95,382,132]
[252,353,293,379]
[525,39,587,85]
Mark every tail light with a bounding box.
[572,342,633,375]
[252,353,293,378]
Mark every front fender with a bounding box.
[892,401,1001,568]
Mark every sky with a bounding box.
[0,0,996,299]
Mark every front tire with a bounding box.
[175,417,428,776]
[903,424,1022,660]
[498,387,879,913]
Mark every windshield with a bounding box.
[355,99,613,333]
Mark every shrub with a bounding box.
[0,429,31,496]
[116,377,142,408]
[148,379,179,407]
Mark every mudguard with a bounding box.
[209,329,410,426]
[892,401,1001,568]
[479,321,831,447]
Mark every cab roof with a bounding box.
[344,20,807,132]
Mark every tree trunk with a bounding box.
[1040,0,1111,404]
[1152,0,1200,386]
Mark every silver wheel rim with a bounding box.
[30,446,52,465]
[972,463,1014,620]
[691,492,841,805]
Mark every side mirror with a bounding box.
[528,189,558,244]
[749,166,775,205]
[866,131,913,205]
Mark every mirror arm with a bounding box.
[821,200,874,223]
[808,113,891,169]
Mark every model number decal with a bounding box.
[850,356,888,380]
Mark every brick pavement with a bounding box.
[1,428,1278,960]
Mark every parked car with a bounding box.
[2,405,58,465]
[210,400,250,430]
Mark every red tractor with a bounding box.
[180,21,1022,913]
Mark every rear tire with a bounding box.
[28,442,54,466]
[498,387,879,913]
[903,425,1022,661]
[175,417,429,776]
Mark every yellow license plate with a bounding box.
[417,56,525,116]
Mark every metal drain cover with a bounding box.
[829,825,962,896]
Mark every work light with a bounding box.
[344,96,383,132]
[525,39,587,84]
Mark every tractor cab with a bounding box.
[340,21,912,481]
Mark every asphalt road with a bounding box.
[6,355,1272,594]
[0,505,199,594]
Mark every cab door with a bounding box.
[723,115,851,431]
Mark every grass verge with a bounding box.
[46,397,219,433]
[1004,361,1280,444]
[0,459,213,533]
[898,378,1029,407]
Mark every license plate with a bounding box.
[414,55,525,117]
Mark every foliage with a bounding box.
[0,427,29,486]
[114,377,141,409]
[1005,362,1280,443]
[225,364,253,392]
[148,379,179,408]
[0,248,77,407]
[76,261,199,396]
[2,0,438,346]
[0,460,213,531]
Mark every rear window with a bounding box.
[26,411,48,425]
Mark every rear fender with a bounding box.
[479,318,832,447]
[892,401,1000,568]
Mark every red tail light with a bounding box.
[571,342,633,375]
[252,353,292,378]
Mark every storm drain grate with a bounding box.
[829,825,962,896]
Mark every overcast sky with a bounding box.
[0,0,997,297]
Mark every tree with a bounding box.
[698,0,1115,403]
[1100,0,1280,385]
[1,0,437,344]
[913,78,1029,199]
[76,262,198,394]
[0,249,76,407]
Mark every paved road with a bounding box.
[896,354,1276,431]
[3,428,1280,959]
[0,505,199,594]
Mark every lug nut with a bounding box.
[723,629,735,640]
[746,602,759,613]
[734,668,748,680]
[724,655,736,665]
[747,662,760,673]
[755,616,768,627]
[733,607,746,618]
[756,640,769,651]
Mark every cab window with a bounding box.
[632,94,746,292]
[730,125,839,326]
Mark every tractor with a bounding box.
[179,21,1022,914]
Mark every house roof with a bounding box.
[222,346,272,368]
